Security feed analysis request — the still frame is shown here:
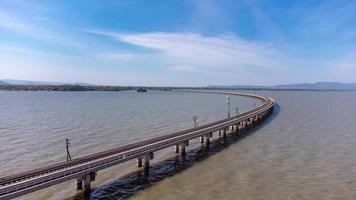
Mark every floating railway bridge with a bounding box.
[0,91,275,199]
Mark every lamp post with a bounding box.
[226,95,231,118]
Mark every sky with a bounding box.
[0,0,356,86]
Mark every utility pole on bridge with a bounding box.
[66,138,72,162]
[193,115,198,128]
[226,95,231,118]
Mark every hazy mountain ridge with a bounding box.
[0,79,93,86]
[208,82,356,90]
[0,80,9,85]
[275,82,356,90]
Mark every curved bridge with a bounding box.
[0,91,275,199]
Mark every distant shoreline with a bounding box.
[0,84,355,92]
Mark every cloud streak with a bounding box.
[89,31,290,75]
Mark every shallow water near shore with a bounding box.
[1,90,355,199]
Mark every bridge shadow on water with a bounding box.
[69,104,280,200]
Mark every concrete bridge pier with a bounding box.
[222,128,227,141]
[249,118,253,127]
[83,175,91,196]
[204,134,210,146]
[82,172,96,196]
[257,115,262,123]
[248,118,253,127]
[137,157,143,167]
[76,178,83,190]
[179,141,189,156]
[143,152,154,177]
[242,121,247,130]
[174,144,180,153]
[200,136,204,143]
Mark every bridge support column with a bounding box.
[144,159,150,177]
[137,157,142,167]
[143,152,154,177]
[175,144,179,153]
[76,178,83,190]
[83,176,91,196]
[181,145,186,156]
[222,128,227,141]
[180,141,189,156]
[200,136,204,143]
[204,134,210,146]
[83,172,96,196]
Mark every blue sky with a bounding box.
[0,0,356,86]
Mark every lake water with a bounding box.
[0,90,355,200]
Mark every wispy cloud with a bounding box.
[96,53,135,60]
[0,8,83,50]
[0,11,30,32]
[88,31,290,75]
[170,65,197,72]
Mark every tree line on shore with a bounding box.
[0,84,351,92]
[0,84,176,91]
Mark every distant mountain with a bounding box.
[275,82,356,90]
[0,80,10,85]
[207,85,268,89]
[208,82,356,90]
[1,79,93,86]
